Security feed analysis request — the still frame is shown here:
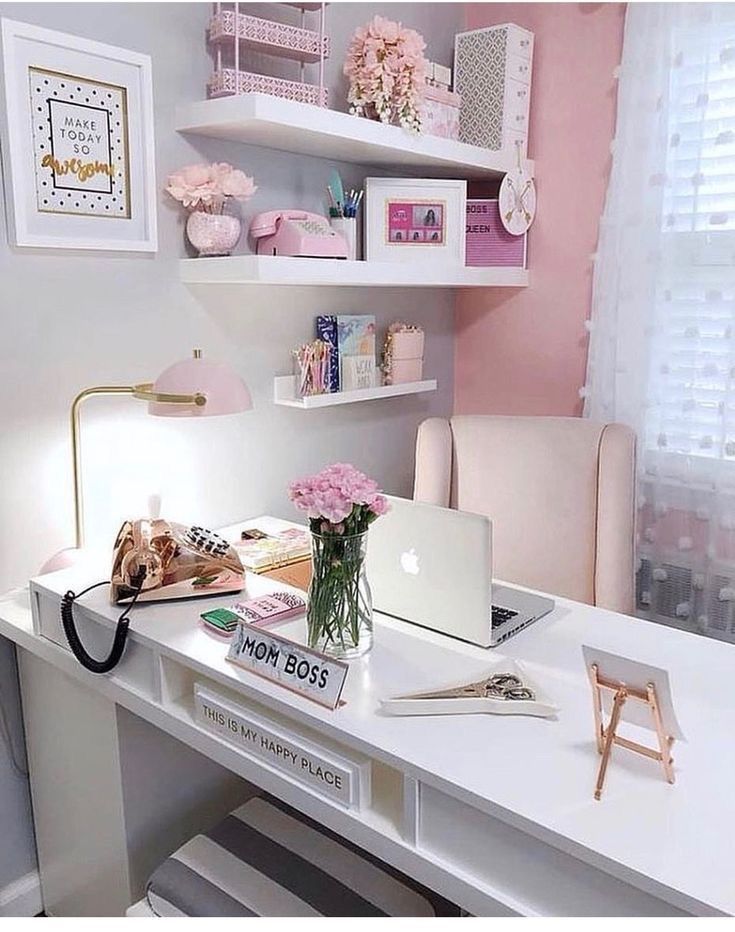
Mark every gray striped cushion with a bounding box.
[146,795,458,917]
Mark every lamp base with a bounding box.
[39,547,82,575]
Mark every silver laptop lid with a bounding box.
[367,496,493,647]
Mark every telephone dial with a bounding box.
[61,518,244,674]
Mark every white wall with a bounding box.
[0,642,36,901]
[0,0,462,900]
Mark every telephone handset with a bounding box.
[249,209,348,259]
[61,518,245,674]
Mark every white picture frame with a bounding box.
[364,177,466,266]
[0,18,157,251]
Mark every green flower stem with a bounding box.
[307,530,371,653]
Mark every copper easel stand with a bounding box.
[588,663,675,800]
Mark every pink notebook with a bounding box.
[233,591,306,627]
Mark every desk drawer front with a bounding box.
[417,785,688,917]
[31,586,158,699]
[191,682,371,811]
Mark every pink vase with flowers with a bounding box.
[165,162,257,257]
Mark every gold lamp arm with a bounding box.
[131,383,207,406]
[70,384,206,549]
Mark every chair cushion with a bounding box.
[146,795,458,917]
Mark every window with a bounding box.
[644,27,735,462]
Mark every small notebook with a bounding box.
[233,591,307,626]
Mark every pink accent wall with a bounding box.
[455,3,625,415]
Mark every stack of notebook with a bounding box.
[234,525,312,591]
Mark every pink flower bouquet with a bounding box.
[289,462,389,534]
[288,464,389,657]
[165,162,257,214]
[343,15,428,132]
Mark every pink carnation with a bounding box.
[369,494,390,517]
[288,463,390,531]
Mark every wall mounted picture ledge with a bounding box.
[0,18,157,251]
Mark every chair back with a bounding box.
[414,416,636,612]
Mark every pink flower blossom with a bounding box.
[165,162,257,213]
[344,16,427,132]
[288,463,390,531]
[368,494,390,517]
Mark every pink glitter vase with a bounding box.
[186,210,242,257]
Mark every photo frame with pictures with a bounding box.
[0,18,157,251]
[365,178,466,265]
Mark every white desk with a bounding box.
[2,519,734,917]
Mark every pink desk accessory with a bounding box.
[250,210,348,259]
[382,322,425,385]
[233,592,307,627]
[423,83,461,140]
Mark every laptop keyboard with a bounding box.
[491,605,519,629]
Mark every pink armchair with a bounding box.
[413,416,636,613]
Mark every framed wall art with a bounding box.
[364,177,466,266]
[0,18,157,251]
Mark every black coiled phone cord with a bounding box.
[60,570,146,675]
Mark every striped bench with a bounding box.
[138,795,459,917]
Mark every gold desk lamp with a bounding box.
[41,349,252,573]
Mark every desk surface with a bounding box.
[8,519,735,916]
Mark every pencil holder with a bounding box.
[330,217,358,261]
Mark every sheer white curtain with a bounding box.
[584,3,735,641]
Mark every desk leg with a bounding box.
[18,652,254,916]
[18,651,132,916]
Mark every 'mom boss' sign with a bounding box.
[226,621,349,710]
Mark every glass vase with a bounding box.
[307,530,373,659]
[186,209,241,257]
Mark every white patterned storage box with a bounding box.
[454,23,533,155]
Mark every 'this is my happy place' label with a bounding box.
[194,685,369,808]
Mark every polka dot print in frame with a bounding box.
[30,67,130,218]
[1,19,156,250]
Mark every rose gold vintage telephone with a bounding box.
[61,518,244,674]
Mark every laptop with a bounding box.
[367,497,555,648]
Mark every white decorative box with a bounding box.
[423,84,461,140]
[454,23,533,155]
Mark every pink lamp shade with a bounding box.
[148,350,253,417]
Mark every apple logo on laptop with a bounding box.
[400,548,420,575]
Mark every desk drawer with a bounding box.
[31,585,159,699]
[417,784,688,917]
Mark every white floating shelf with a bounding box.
[274,375,437,408]
[175,93,532,179]
[180,255,528,289]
